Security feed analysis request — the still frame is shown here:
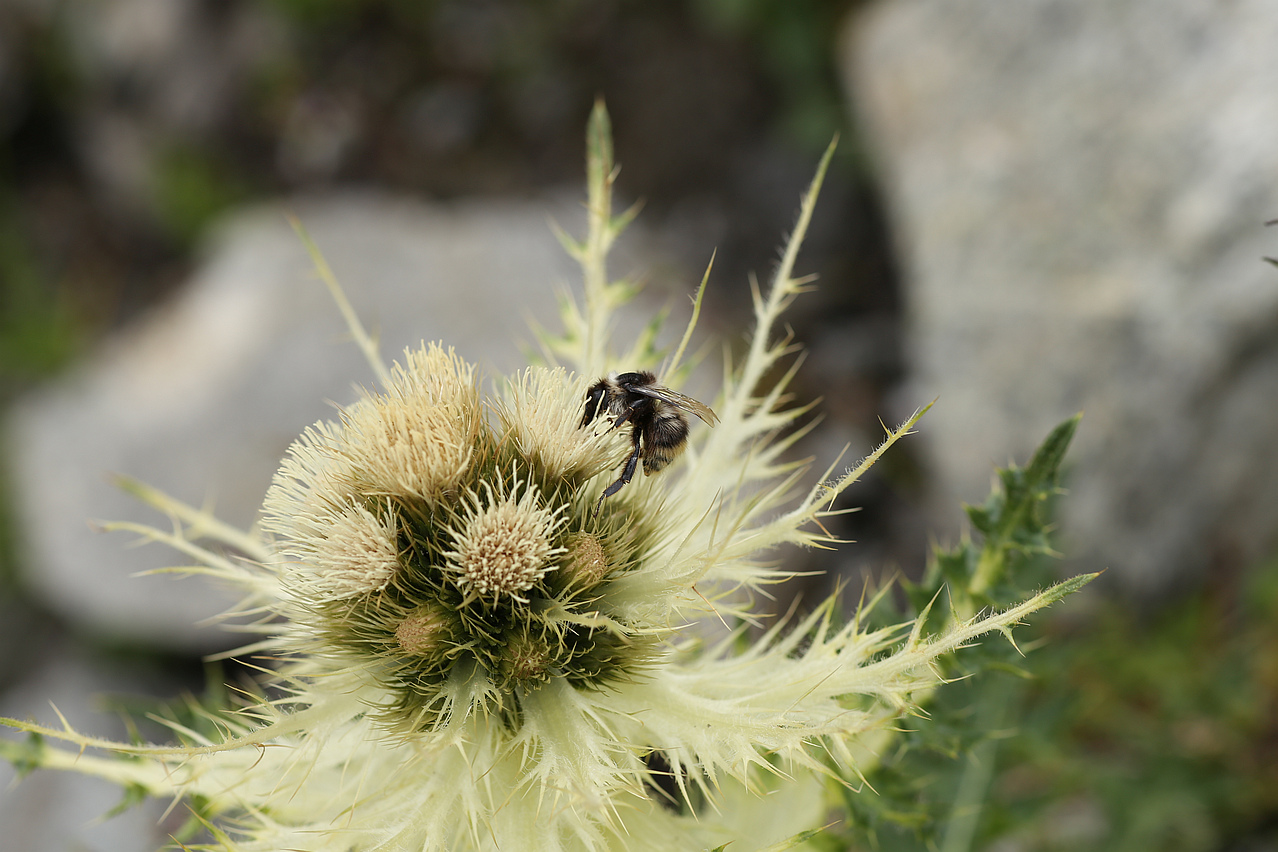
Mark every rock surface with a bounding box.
[0,644,180,851]
[5,192,680,651]
[842,0,1278,592]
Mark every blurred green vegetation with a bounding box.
[0,205,83,389]
[985,564,1278,852]
[832,420,1278,851]
[152,146,253,247]
[0,196,85,592]
[0,0,866,348]
[689,0,852,151]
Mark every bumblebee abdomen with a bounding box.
[641,448,681,475]
[640,409,690,475]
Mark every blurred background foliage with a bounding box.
[829,418,1278,851]
[1,1,1276,850]
[0,0,886,395]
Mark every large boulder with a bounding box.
[842,0,1278,592]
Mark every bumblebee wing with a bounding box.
[630,384,719,426]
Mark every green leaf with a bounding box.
[104,781,150,818]
[846,415,1091,850]
[907,413,1082,625]
[0,731,46,779]
[586,98,614,202]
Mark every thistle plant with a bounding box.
[1,103,1093,851]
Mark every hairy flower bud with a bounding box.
[560,531,611,588]
[395,606,449,656]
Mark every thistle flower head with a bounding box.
[259,339,662,736]
[305,500,400,599]
[0,103,1092,852]
[496,367,621,481]
[444,480,565,601]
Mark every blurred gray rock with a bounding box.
[842,0,1278,592]
[0,644,178,851]
[5,192,680,651]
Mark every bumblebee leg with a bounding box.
[611,395,650,432]
[603,447,641,498]
[594,428,643,514]
[609,407,635,431]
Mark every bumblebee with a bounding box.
[580,371,718,507]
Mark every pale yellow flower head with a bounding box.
[495,367,621,482]
[262,342,481,547]
[388,342,481,408]
[444,480,566,601]
[305,500,400,599]
[337,351,479,499]
[261,337,658,735]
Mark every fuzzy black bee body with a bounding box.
[580,371,718,507]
